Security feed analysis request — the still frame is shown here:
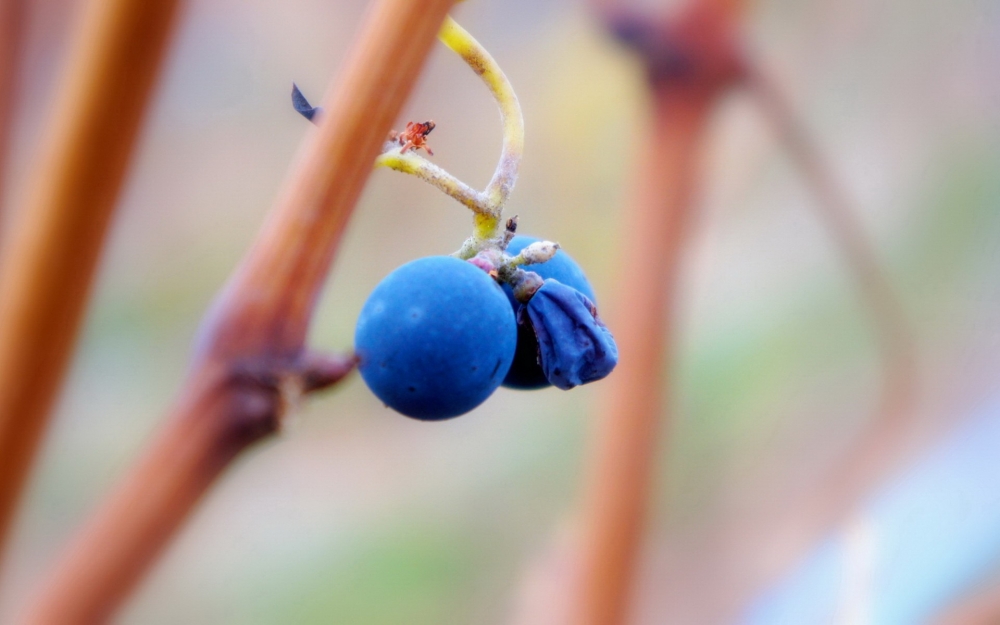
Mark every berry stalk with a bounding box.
[438,16,523,215]
[375,16,524,252]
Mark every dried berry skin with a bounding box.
[355,256,516,420]
[523,280,618,390]
[501,235,597,389]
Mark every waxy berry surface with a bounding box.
[356,256,516,420]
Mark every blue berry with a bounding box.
[355,256,517,420]
[501,235,598,389]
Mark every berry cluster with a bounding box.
[355,236,617,420]
[293,18,618,420]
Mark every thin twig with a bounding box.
[0,0,183,563]
[21,0,456,622]
[747,65,915,446]
[0,0,26,244]
[741,61,917,582]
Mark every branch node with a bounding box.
[602,4,745,91]
[297,351,358,394]
[227,350,357,436]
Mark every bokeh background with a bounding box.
[1,0,998,622]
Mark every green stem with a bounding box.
[438,16,524,214]
[375,16,525,247]
[374,150,484,212]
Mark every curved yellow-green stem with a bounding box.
[438,16,524,215]
[375,16,524,246]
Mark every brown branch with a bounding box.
[529,3,912,622]
[0,0,26,242]
[0,0,183,562]
[566,5,742,624]
[20,0,456,622]
[570,91,710,625]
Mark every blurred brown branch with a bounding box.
[0,0,182,566]
[21,0,455,622]
[0,0,25,243]
[560,1,916,622]
[567,4,743,624]
[571,90,711,625]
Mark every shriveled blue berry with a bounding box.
[355,256,516,420]
[501,235,598,389]
[523,280,618,390]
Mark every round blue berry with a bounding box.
[502,235,597,389]
[355,256,517,420]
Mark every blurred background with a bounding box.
[0,0,998,622]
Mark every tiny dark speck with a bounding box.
[471,365,478,372]
[408,386,416,393]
